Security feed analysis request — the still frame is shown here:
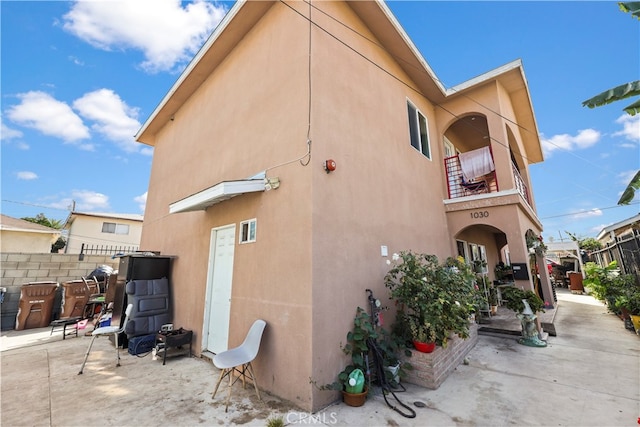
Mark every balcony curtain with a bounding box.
[459,146,495,181]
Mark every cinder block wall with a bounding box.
[1,253,118,330]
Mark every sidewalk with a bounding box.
[1,288,638,426]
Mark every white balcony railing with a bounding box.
[512,164,530,205]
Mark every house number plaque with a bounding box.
[470,211,489,219]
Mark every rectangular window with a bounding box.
[456,240,468,261]
[115,224,129,235]
[470,243,488,273]
[239,219,257,244]
[102,222,130,235]
[407,101,431,159]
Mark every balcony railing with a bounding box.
[512,164,530,205]
[444,155,498,199]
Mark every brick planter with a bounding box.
[400,323,478,389]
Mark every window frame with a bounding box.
[407,100,431,159]
[239,219,257,244]
[101,221,130,235]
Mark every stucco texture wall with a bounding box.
[1,230,56,253]
[141,1,315,410]
[306,1,455,410]
[66,216,142,254]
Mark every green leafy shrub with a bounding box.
[384,252,477,347]
[584,261,639,314]
[501,287,545,314]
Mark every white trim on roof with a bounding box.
[135,0,246,141]
[446,60,523,95]
[375,0,446,95]
[596,213,640,241]
[69,212,144,221]
[169,179,266,214]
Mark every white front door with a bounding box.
[204,225,235,354]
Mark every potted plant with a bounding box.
[472,258,487,273]
[374,326,411,385]
[501,286,547,347]
[311,307,374,406]
[408,315,436,353]
[385,252,477,348]
[489,286,499,315]
[584,260,638,332]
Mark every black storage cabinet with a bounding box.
[110,254,173,347]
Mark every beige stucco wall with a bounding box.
[1,230,57,253]
[142,1,314,410]
[66,216,142,254]
[139,1,545,412]
[307,1,453,409]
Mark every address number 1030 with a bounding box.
[470,211,489,219]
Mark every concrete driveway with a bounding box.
[1,288,638,426]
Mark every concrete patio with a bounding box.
[1,288,638,426]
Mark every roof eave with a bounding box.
[446,60,544,164]
[135,0,276,145]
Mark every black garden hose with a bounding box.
[367,337,416,419]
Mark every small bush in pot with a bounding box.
[501,287,545,314]
[385,252,477,347]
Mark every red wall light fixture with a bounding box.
[324,159,337,173]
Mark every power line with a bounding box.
[285,0,624,179]
[2,199,72,213]
[540,202,640,220]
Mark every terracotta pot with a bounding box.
[413,340,436,353]
[341,387,368,407]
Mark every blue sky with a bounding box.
[2,1,639,242]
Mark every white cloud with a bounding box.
[589,223,609,235]
[73,89,141,152]
[6,91,91,143]
[1,121,23,140]
[68,55,85,66]
[134,191,147,212]
[48,190,110,212]
[17,171,38,180]
[541,128,600,157]
[570,208,603,220]
[6,89,145,153]
[62,0,227,73]
[613,114,640,144]
[140,147,154,156]
[618,170,638,189]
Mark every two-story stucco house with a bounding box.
[135,0,553,411]
[63,211,143,255]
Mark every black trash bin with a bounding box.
[15,282,59,330]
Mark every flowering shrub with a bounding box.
[384,251,477,347]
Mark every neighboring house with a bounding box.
[593,213,640,278]
[0,214,60,253]
[546,241,585,276]
[135,0,551,411]
[595,213,640,246]
[62,212,143,255]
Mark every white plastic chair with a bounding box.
[212,319,267,412]
[78,303,133,375]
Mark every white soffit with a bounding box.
[169,179,265,214]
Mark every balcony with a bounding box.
[444,153,531,205]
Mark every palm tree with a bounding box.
[582,2,640,205]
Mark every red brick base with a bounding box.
[400,323,478,389]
